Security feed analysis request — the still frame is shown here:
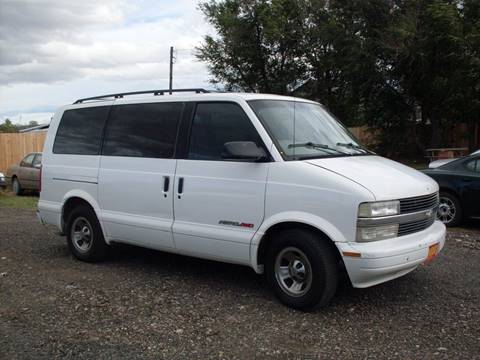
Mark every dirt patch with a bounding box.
[1,208,479,359]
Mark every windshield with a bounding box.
[248,100,371,160]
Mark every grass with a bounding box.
[0,190,38,209]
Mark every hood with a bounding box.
[305,155,438,200]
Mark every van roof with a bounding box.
[72,89,318,107]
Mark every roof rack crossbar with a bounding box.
[73,88,210,104]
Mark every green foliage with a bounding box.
[197,0,308,93]
[0,119,18,133]
[0,119,39,133]
[197,0,480,156]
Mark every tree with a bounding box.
[197,0,480,156]
[383,1,466,150]
[459,0,480,152]
[0,119,18,133]
[302,0,403,127]
[196,0,308,93]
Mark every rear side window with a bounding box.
[53,106,109,155]
[188,102,261,161]
[102,102,182,158]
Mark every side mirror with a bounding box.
[34,163,41,169]
[222,141,268,162]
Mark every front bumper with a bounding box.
[336,220,446,288]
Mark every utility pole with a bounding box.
[169,46,174,94]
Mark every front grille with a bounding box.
[400,192,439,214]
[398,216,435,237]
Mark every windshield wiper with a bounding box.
[288,142,348,155]
[336,142,370,154]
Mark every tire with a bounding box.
[65,205,108,262]
[12,177,22,196]
[437,192,462,227]
[265,228,338,310]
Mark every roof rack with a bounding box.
[73,88,211,104]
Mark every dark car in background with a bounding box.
[6,152,42,195]
[422,154,480,226]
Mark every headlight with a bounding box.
[357,224,399,242]
[358,200,400,218]
[357,200,400,242]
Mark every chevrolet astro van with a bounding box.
[38,89,446,309]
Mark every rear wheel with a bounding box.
[12,177,22,196]
[265,228,338,310]
[437,192,462,227]
[66,205,108,262]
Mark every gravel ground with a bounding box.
[1,207,479,359]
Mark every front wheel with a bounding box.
[265,229,338,310]
[437,192,462,227]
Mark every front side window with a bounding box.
[466,159,479,173]
[248,100,370,160]
[188,102,262,161]
[21,153,35,167]
[103,102,182,158]
[53,106,109,155]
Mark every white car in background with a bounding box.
[429,149,480,169]
[0,172,6,189]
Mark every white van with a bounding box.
[38,89,446,309]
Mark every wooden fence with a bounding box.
[0,132,47,173]
[349,126,378,147]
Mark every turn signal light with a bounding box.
[342,251,361,258]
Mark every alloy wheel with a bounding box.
[437,196,456,224]
[274,247,313,297]
[71,217,93,253]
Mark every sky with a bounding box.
[0,0,214,125]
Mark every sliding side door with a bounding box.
[98,101,183,251]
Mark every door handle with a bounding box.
[162,176,170,197]
[177,177,184,199]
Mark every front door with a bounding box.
[98,101,183,250]
[173,102,270,265]
[19,153,37,189]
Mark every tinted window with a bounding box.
[32,154,42,167]
[188,102,261,161]
[103,102,182,158]
[53,106,109,155]
[466,159,479,173]
[21,153,35,167]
